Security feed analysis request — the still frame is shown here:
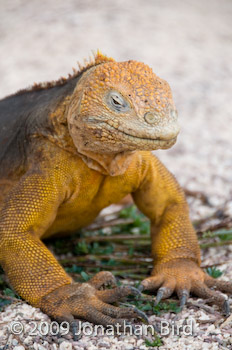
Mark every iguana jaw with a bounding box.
[67,115,178,176]
[101,124,177,149]
[80,116,179,153]
[85,118,179,153]
[68,117,178,157]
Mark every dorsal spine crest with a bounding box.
[14,51,115,96]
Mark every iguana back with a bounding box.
[0,78,78,178]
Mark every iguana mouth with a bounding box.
[87,119,177,149]
[106,123,176,145]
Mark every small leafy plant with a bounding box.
[119,205,150,234]
[145,336,163,347]
[205,266,223,278]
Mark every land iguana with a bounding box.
[0,52,231,327]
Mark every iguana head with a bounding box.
[67,53,179,174]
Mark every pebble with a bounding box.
[59,341,73,350]
[12,339,18,345]
[75,340,89,347]
[33,344,47,350]
[23,336,33,345]
[13,346,25,350]
[0,330,5,337]
[125,337,135,344]
[98,341,111,348]
[223,333,230,339]
[207,324,215,332]
[38,344,47,350]
[88,346,97,350]
[137,339,144,347]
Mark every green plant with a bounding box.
[75,241,115,255]
[119,205,150,234]
[0,288,20,311]
[80,271,91,281]
[205,266,223,278]
[65,264,84,273]
[145,336,163,347]
[152,301,181,315]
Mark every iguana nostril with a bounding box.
[144,112,157,124]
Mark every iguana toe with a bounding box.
[140,259,231,314]
[40,276,143,328]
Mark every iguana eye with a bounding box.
[111,95,122,106]
[106,90,130,112]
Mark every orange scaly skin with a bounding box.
[0,53,231,326]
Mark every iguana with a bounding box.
[0,52,231,327]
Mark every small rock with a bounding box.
[207,324,215,332]
[75,341,88,347]
[73,346,83,350]
[137,339,144,347]
[13,346,25,350]
[88,346,97,350]
[8,334,13,344]
[138,345,147,350]
[45,336,52,343]
[63,334,72,340]
[0,329,6,337]
[42,341,49,347]
[23,336,33,345]
[224,333,230,339]
[98,342,110,348]
[12,339,18,346]
[59,341,73,350]
[34,336,41,343]
[125,337,136,344]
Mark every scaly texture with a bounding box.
[0,52,231,326]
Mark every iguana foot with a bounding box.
[40,271,146,328]
[140,259,231,316]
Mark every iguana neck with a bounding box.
[77,148,135,176]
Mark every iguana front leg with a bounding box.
[0,167,145,326]
[132,153,232,314]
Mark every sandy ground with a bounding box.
[0,0,232,349]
